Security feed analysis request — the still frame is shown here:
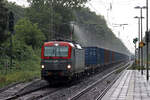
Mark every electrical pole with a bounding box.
[146,0,149,80]
[134,16,141,68]
[141,8,144,75]
[135,6,146,75]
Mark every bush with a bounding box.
[12,40,34,60]
[15,18,45,49]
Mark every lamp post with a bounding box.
[134,16,140,68]
[134,16,144,70]
[135,6,146,75]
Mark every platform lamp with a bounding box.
[134,6,146,75]
[134,16,142,69]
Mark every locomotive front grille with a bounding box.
[41,69,70,77]
[41,59,72,71]
[44,63,68,70]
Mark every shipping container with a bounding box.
[84,47,98,66]
[104,49,110,65]
[112,51,115,63]
[98,48,104,66]
[109,51,112,64]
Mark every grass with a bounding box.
[127,63,149,70]
[0,54,41,88]
[128,64,140,70]
[115,68,124,74]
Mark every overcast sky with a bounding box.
[87,0,149,54]
[7,0,150,53]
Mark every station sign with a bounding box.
[139,41,145,48]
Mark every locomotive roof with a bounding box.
[43,41,83,49]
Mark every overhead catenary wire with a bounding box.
[87,1,113,27]
[88,2,101,14]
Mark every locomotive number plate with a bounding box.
[53,60,58,63]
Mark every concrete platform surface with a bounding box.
[102,70,150,100]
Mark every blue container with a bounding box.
[115,52,119,61]
[84,47,98,65]
[116,52,120,61]
[98,48,104,65]
[114,52,117,62]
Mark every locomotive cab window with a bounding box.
[44,46,68,57]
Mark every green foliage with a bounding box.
[127,63,141,70]
[12,40,34,60]
[0,1,43,88]
[15,18,45,49]
[74,7,130,54]
[0,0,26,45]
[4,1,25,22]
[26,2,58,40]
[0,0,8,44]
[0,58,41,88]
[27,0,89,8]
[0,38,33,61]
[26,0,90,40]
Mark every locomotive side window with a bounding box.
[44,46,68,57]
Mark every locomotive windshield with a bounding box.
[44,46,68,57]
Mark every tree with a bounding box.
[5,1,25,23]
[0,0,8,44]
[15,18,45,49]
[26,1,59,41]
[26,0,90,40]
[27,0,89,8]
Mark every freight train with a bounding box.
[41,40,128,82]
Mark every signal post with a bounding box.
[133,38,138,67]
[9,11,14,67]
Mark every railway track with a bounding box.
[69,61,132,100]
[0,82,22,93]
[0,79,68,100]
[0,79,50,100]
[15,87,63,100]
[0,62,131,100]
[95,62,133,100]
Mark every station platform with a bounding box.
[102,70,150,100]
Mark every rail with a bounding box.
[70,61,131,100]
[95,62,132,100]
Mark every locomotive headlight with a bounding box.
[54,43,59,46]
[67,64,71,69]
[41,65,45,69]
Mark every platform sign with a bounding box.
[139,41,145,48]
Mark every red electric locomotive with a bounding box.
[41,40,85,81]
